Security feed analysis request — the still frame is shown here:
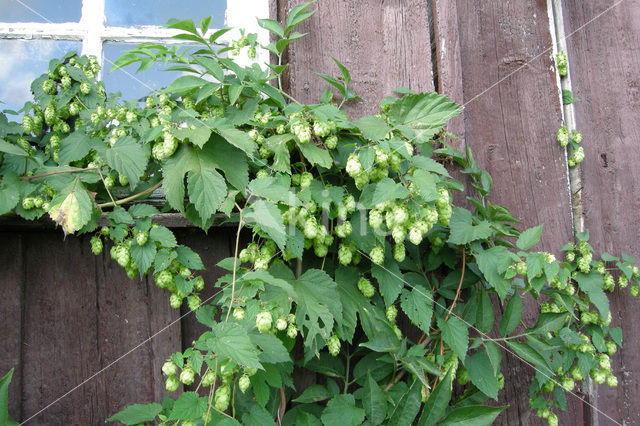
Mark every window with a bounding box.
[0,0,269,111]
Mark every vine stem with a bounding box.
[224,205,244,322]
[97,168,117,206]
[445,248,466,321]
[19,166,98,182]
[384,337,431,392]
[97,180,162,209]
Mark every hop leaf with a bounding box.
[48,179,95,236]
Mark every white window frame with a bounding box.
[0,0,270,78]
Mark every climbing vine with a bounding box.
[0,3,636,425]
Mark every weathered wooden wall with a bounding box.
[0,229,233,425]
[1,0,639,424]
[563,1,640,424]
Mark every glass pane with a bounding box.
[0,39,81,113]
[105,0,226,28]
[0,0,82,23]
[102,43,194,102]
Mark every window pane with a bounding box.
[0,39,81,113]
[105,0,226,28]
[0,0,82,23]
[102,43,193,102]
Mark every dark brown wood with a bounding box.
[21,233,102,425]
[444,1,579,424]
[95,242,182,419]
[0,233,23,422]
[280,0,435,116]
[563,1,640,424]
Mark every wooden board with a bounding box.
[435,1,579,423]
[278,0,434,116]
[21,232,102,425]
[562,1,640,424]
[0,233,23,421]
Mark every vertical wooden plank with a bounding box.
[281,0,434,116]
[21,232,101,425]
[0,232,23,421]
[563,2,640,424]
[449,1,578,424]
[95,242,181,419]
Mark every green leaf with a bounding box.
[0,369,16,426]
[0,139,27,156]
[164,75,208,94]
[175,245,204,270]
[58,132,97,165]
[476,289,494,334]
[408,169,440,202]
[439,405,506,426]
[372,261,404,307]
[128,203,159,217]
[286,1,317,32]
[149,225,177,247]
[198,322,261,369]
[499,292,522,336]
[411,156,450,176]
[321,394,365,426]
[245,199,287,251]
[359,178,410,209]
[293,385,332,403]
[297,141,333,168]
[208,117,257,156]
[250,333,291,364]
[107,206,134,225]
[505,341,553,377]
[474,246,519,301]
[387,379,422,425]
[0,174,20,215]
[206,134,249,191]
[266,134,293,173]
[388,93,462,142]
[173,127,212,149]
[516,224,544,250]
[192,56,224,82]
[130,241,157,275]
[465,349,499,400]
[447,207,493,245]
[400,287,433,333]
[187,160,226,223]
[418,368,453,426]
[242,404,276,426]
[248,177,300,206]
[103,136,148,186]
[575,271,609,319]
[529,313,569,334]
[362,373,386,425]
[154,248,177,273]
[354,116,390,141]
[107,402,162,424]
[48,179,95,235]
[257,18,284,37]
[168,392,207,421]
[438,316,469,362]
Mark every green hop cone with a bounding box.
[22,197,35,210]
[90,237,103,255]
[215,385,231,411]
[192,276,204,291]
[201,370,216,387]
[300,171,313,189]
[607,374,618,388]
[179,368,195,385]
[358,277,376,298]
[393,243,406,262]
[80,81,91,95]
[154,270,173,288]
[605,340,618,356]
[187,294,201,311]
[162,361,178,377]
[238,374,251,393]
[327,335,340,356]
[275,317,288,331]
[135,231,148,246]
[256,310,272,333]
[562,377,575,392]
[169,293,182,309]
[386,304,398,323]
[556,51,568,76]
[233,308,246,321]
[338,244,353,266]
[370,246,384,265]
[165,375,179,392]
[286,324,298,339]
[570,365,583,381]
[325,135,338,149]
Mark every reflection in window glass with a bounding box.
[102,43,196,102]
[105,0,226,28]
[0,0,82,23]
[0,39,81,112]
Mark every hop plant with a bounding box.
[370,246,384,265]
[165,375,179,392]
[327,335,340,356]
[90,236,103,255]
[238,374,251,393]
[256,311,272,333]
[162,361,178,377]
[179,368,195,385]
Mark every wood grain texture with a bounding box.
[450,1,578,424]
[21,233,101,425]
[280,0,434,116]
[95,243,181,419]
[563,1,640,424]
[0,233,23,422]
